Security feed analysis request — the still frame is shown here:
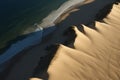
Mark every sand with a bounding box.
[29,78,43,80]
[46,3,120,80]
[3,0,117,80]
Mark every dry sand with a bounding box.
[46,3,120,80]
[3,0,117,80]
[29,78,43,80]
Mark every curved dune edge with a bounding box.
[32,3,120,80]
[29,78,43,80]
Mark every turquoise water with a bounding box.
[0,0,67,49]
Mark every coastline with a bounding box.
[0,0,67,50]
[0,0,117,80]
[38,0,85,28]
[0,0,85,55]
[0,1,86,78]
[0,0,86,61]
[53,0,94,24]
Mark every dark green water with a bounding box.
[0,0,67,49]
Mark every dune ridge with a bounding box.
[45,3,120,80]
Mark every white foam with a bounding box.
[39,0,84,28]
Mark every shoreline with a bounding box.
[0,0,85,55]
[0,0,89,76]
[0,0,86,63]
[0,0,68,50]
[54,0,94,24]
[38,0,85,28]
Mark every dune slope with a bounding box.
[47,3,120,80]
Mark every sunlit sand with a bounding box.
[46,3,120,80]
[29,78,43,80]
[30,2,120,80]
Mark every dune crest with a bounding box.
[30,3,120,80]
[47,3,120,80]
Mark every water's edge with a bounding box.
[0,0,84,72]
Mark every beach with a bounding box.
[0,0,117,80]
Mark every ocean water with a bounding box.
[0,0,88,72]
[0,0,67,49]
[0,0,85,71]
[0,0,85,53]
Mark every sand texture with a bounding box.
[47,3,120,80]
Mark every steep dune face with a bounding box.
[47,3,120,80]
[30,3,120,80]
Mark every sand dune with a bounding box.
[5,0,114,80]
[44,3,120,80]
[4,0,117,80]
